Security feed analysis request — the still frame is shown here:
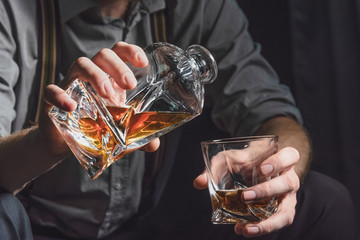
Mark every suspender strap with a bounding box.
[31,0,59,125]
[148,8,170,175]
[151,9,168,43]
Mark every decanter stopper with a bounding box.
[186,45,218,84]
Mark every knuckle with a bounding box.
[119,70,131,78]
[294,177,300,191]
[113,41,127,50]
[132,45,143,53]
[286,213,295,226]
[283,171,300,191]
[113,41,123,47]
[291,170,300,190]
[98,48,112,57]
[262,181,272,196]
[260,224,272,234]
[87,69,100,81]
[43,85,55,102]
[75,56,90,67]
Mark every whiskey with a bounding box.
[212,189,278,222]
[79,106,192,145]
[77,106,191,173]
[106,106,191,144]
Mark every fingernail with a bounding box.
[243,190,256,201]
[247,226,260,235]
[103,80,114,96]
[123,72,136,86]
[261,164,274,175]
[136,52,148,64]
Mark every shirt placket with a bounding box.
[96,2,166,238]
[98,157,130,238]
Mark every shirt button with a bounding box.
[103,222,111,230]
[116,156,128,165]
[114,183,121,190]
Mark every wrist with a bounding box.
[33,124,70,164]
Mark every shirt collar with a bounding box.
[140,0,166,13]
[58,0,166,24]
[58,0,98,24]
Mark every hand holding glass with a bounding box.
[201,135,279,224]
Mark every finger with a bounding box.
[261,147,299,176]
[140,138,160,152]
[65,57,114,98]
[112,41,148,67]
[242,168,300,202]
[44,84,77,111]
[193,170,208,189]
[233,223,246,236]
[236,192,297,237]
[92,48,137,90]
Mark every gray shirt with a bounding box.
[0,0,302,238]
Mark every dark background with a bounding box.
[237,0,360,230]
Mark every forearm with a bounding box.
[0,126,65,194]
[255,116,312,180]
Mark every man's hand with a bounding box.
[0,42,161,193]
[41,41,160,158]
[194,146,300,238]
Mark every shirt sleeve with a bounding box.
[202,0,303,136]
[0,1,19,136]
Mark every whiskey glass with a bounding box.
[201,135,279,223]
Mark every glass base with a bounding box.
[210,197,278,224]
[211,208,260,224]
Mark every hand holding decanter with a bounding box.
[49,42,218,179]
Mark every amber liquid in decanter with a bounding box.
[77,105,191,170]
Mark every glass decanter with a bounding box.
[49,42,218,179]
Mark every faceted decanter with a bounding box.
[49,42,218,179]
